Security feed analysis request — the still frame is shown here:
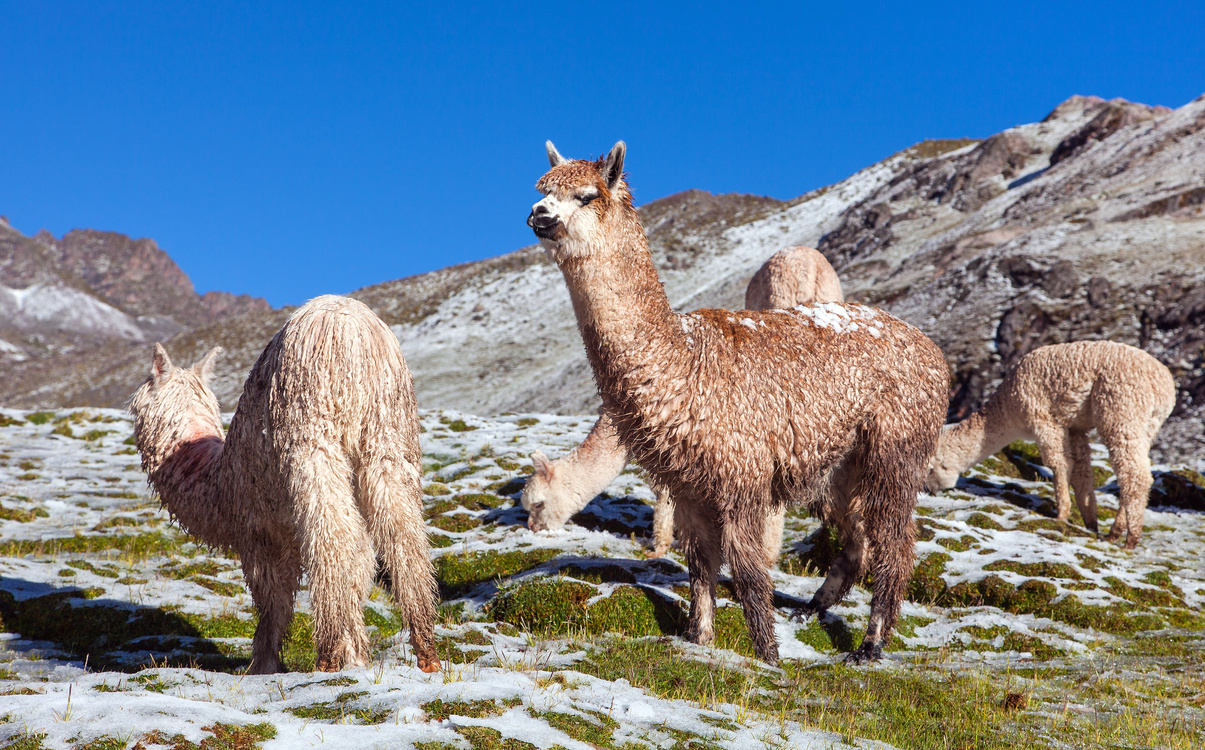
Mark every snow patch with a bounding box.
[0,282,145,341]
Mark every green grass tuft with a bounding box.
[490,579,685,639]
[535,706,618,747]
[982,560,1083,580]
[423,697,520,721]
[434,548,559,599]
[0,504,49,523]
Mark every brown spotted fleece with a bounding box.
[128,295,439,674]
[524,244,846,562]
[528,142,949,664]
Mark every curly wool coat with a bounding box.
[522,245,845,564]
[129,295,439,674]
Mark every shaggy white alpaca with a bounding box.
[927,340,1176,549]
[521,247,843,565]
[129,296,439,673]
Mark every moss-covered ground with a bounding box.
[1,409,1203,748]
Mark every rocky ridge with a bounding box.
[1,93,1202,461]
[0,222,270,404]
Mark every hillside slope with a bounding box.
[1,93,1202,461]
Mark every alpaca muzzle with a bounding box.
[528,208,565,241]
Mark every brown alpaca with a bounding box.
[744,246,843,310]
[927,341,1176,549]
[527,141,948,664]
[523,247,844,562]
[128,295,440,674]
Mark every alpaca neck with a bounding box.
[946,408,1027,473]
[146,431,237,549]
[556,210,679,385]
[559,412,630,506]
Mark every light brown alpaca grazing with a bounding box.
[927,341,1176,549]
[527,141,947,664]
[744,246,843,310]
[523,246,845,563]
[129,295,439,674]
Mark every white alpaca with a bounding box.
[927,340,1176,549]
[129,296,439,673]
[745,246,843,310]
[522,248,844,565]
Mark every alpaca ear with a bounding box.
[546,140,568,167]
[602,140,626,191]
[151,343,173,380]
[531,450,554,479]
[194,347,223,382]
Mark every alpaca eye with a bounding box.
[578,193,597,205]
[533,501,545,511]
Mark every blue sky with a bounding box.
[2,2,1202,307]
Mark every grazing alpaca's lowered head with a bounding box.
[129,295,440,674]
[521,414,784,568]
[528,141,948,664]
[927,340,1176,549]
[521,408,631,533]
[522,245,843,564]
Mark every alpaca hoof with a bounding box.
[845,642,883,665]
[684,627,715,647]
[246,659,284,676]
[1123,539,1139,551]
[651,544,671,558]
[792,602,823,622]
[418,658,441,674]
[316,657,343,673]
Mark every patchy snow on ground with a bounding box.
[0,407,1203,748]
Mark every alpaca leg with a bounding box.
[1103,434,1153,549]
[243,540,302,675]
[797,512,868,618]
[723,507,779,664]
[848,425,925,664]
[1034,426,1072,521]
[651,484,676,557]
[796,466,867,619]
[852,500,913,665]
[291,445,376,671]
[676,499,721,646]
[1068,430,1098,533]
[761,505,786,570]
[358,449,440,673]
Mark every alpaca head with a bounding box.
[528,140,629,259]
[128,344,225,474]
[520,450,577,532]
[925,424,962,491]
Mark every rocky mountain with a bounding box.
[1,93,1202,462]
[819,94,1205,461]
[0,221,270,403]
